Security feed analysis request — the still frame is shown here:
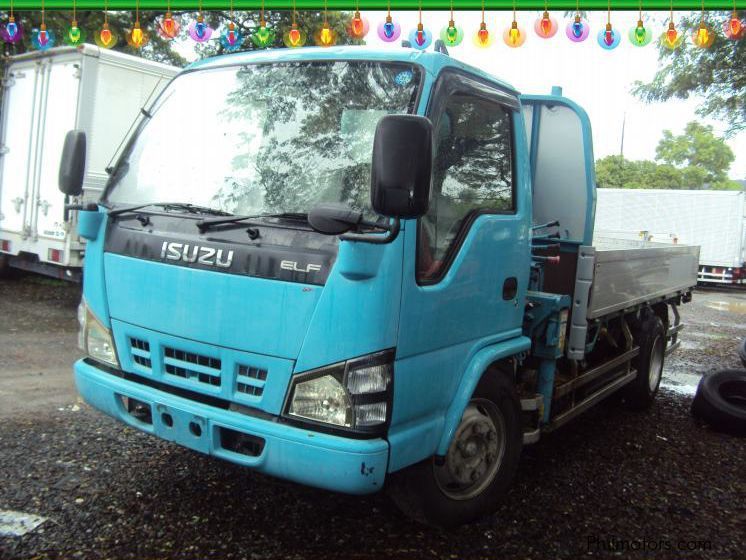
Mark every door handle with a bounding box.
[502,277,518,300]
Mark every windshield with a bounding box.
[105,61,422,216]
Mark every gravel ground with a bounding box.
[1,274,745,559]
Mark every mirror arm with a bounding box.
[65,202,98,212]
[340,217,401,244]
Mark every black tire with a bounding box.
[623,313,665,410]
[738,338,746,369]
[0,253,16,279]
[691,369,746,436]
[387,370,522,527]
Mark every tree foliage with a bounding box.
[597,120,740,190]
[655,121,735,184]
[634,11,746,136]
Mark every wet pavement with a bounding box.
[1,273,745,559]
[661,288,746,396]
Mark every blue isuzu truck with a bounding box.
[58,46,699,526]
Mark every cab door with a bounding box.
[388,70,531,471]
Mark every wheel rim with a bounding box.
[648,335,664,392]
[434,398,506,501]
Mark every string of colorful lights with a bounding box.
[1,1,743,50]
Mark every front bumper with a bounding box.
[75,359,389,494]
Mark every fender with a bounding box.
[435,335,531,456]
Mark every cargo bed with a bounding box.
[587,239,700,319]
[566,239,699,360]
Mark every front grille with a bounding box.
[236,365,268,397]
[123,332,276,407]
[130,338,152,370]
[164,347,222,388]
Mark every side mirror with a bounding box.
[371,115,432,219]
[58,130,86,196]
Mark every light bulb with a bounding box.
[2,16,23,43]
[65,20,86,45]
[440,20,463,46]
[661,21,682,49]
[283,24,306,47]
[377,15,401,42]
[474,21,492,47]
[725,13,744,40]
[221,22,244,51]
[629,20,652,46]
[597,23,620,50]
[32,24,55,50]
[503,20,525,47]
[730,17,742,36]
[95,23,116,48]
[535,11,557,38]
[251,22,274,48]
[315,23,336,47]
[692,22,714,48]
[127,21,148,48]
[408,23,432,50]
[158,12,180,40]
[566,16,589,42]
[188,16,213,42]
[348,11,369,39]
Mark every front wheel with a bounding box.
[388,371,522,527]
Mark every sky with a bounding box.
[174,10,746,181]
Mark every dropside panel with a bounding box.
[588,242,699,319]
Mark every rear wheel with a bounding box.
[623,313,665,410]
[388,370,522,527]
[0,253,15,279]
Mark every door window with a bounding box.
[418,92,515,282]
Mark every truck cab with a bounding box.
[62,47,697,527]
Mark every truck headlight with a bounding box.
[78,299,120,368]
[285,350,394,434]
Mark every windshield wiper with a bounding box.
[196,212,308,233]
[109,202,232,218]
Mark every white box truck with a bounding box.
[0,45,178,280]
[595,188,746,285]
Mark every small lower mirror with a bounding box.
[308,203,363,235]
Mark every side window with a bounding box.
[417,91,515,282]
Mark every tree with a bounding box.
[656,121,735,184]
[596,156,683,189]
[634,12,746,136]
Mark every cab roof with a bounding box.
[186,46,519,95]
